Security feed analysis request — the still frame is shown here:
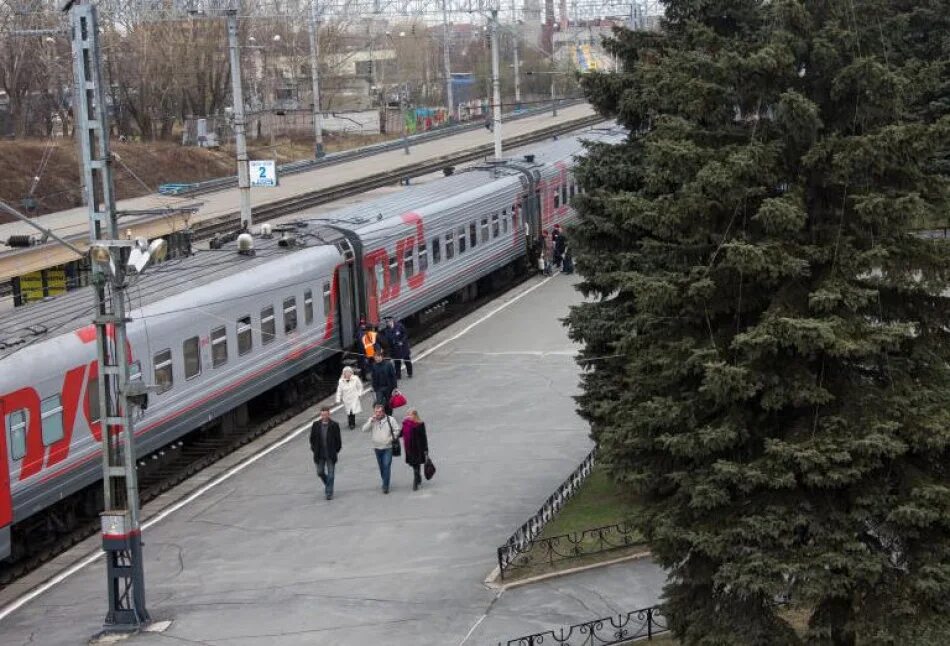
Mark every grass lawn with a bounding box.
[536,466,644,540]
[501,466,649,582]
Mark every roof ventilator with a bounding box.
[237,233,256,256]
[278,232,299,248]
[260,223,273,238]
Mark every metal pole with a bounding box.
[68,1,148,630]
[401,84,410,155]
[551,73,557,116]
[489,9,503,160]
[307,0,325,158]
[227,9,252,229]
[441,0,454,121]
[511,0,521,109]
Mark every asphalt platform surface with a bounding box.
[0,274,664,645]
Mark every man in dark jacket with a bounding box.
[370,352,398,415]
[309,406,342,500]
[381,316,413,379]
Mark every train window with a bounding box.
[458,227,466,254]
[570,182,576,201]
[211,326,229,367]
[283,297,298,334]
[562,183,568,206]
[501,210,508,234]
[431,237,441,264]
[130,360,142,383]
[261,306,276,345]
[404,243,415,278]
[322,282,332,315]
[154,349,173,393]
[388,255,399,287]
[41,395,64,446]
[491,214,499,239]
[512,206,519,231]
[237,316,253,355]
[8,409,27,460]
[183,336,201,380]
[304,289,314,325]
[418,241,428,272]
[444,232,454,260]
[481,218,490,243]
[469,222,477,248]
[554,186,561,209]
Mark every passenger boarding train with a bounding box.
[0,128,623,561]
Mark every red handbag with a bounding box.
[389,390,407,408]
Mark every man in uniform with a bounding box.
[381,316,413,379]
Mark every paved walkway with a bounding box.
[0,274,664,645]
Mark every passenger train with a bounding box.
[0,128,622,562]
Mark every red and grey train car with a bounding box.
[0,129,621,561]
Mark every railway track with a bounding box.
[192,114,605,241]
[0,267,532,588]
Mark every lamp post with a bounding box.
[385,31,410,155]
[307,0,325,157]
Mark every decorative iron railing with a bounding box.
[500,605,669,645]
[498,520,644,575]
[496,448,596,580]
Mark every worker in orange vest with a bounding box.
[359,321,380,380]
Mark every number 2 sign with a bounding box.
[249,160,277,187]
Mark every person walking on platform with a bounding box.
[309,406,342,500]
[401,409,429,491]
[362,403,400,494]
[335,366,364,429]
[540,230,553,276]
[381,316,413,379]
[371,352,398,415]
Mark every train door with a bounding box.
[0,400,14,560]
[362,248,389,324]
[336,261,356,349]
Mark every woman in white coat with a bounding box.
[336,366,364,429]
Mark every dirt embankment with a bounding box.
[0,132,397,223]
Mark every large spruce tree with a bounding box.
[567,1,950,643]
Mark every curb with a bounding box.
[483,549,653,591]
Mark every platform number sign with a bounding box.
[249,160,277,187]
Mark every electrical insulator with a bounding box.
[6,235,33,248]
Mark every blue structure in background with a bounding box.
[451,72,477,104]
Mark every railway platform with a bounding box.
[0,273,664,645]
[0,102,598,283]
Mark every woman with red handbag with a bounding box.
[401,409,432,491]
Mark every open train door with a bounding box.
[0,400,14,560]
[335,250,357,350]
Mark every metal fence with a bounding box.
[500,605,669,645]
[496,447,596,580]
[498,520,643,576]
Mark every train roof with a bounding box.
[311,128,625,239]
[0,228,344,361]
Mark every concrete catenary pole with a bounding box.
[490,9,503,160]
[442,0,454,121]
[511,0,521,108]
[307,0,325,157]
[227,9,252,229]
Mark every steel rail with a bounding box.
[192,114,605,240]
